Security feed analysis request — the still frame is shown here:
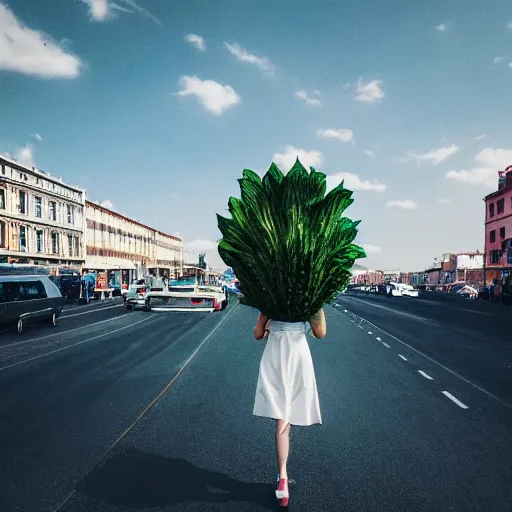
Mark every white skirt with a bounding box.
[253,320,322,426]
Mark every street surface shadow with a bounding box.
[76,448,280,510]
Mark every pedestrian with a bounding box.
[252,309,326,506]
[217,158,365,507]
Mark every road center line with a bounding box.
[442,391,469,409]
[335,308,511,408]
[0,316,155,372]
[52,302,239,512]
[418,370,433,380]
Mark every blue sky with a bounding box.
[1,0,512,271]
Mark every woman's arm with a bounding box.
[310,308,326,339]
[254,312,270,340]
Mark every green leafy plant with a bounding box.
[217,158,366,322]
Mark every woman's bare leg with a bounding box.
[276,420,291,480]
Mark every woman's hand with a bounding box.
[310,308,326,339]
[254,312,270,340]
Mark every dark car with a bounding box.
[0,264,65,334]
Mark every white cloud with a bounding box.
[316,128,353,142]
[493,56,504,64]
[438,198,451,204]
[401,144,459,165]
[326,172,386,193]
[446,147,512,188]
[272,145,323,172]
[15,145,35,168]
[184,34,205,51]
[387,200,417,210]
[295,90,322,107]
[364,149,376,158]
[80,0,159,23]
[435,23,447,32]
[31,133,42,142]
[224,42,274,74]
[313,89,321,96]
[474,134,487,141]
[361,244,382,254]
[100,199,115,210]
[187,239,218,251]
[509,62,512,69]
[355,79,385,103]
[0,4,82,79]
[176,75,241,116]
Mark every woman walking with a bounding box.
[216,159,365,507]
[253,309,326,506]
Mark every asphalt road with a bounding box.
[7,300,503,512]
[336,290,512,411]
[0,298,231,512]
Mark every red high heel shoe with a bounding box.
[275,477,289,507]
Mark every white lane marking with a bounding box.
[343,309,348,312]
[368,331,373,335]
[418,370,433,380]
[459,309,492,316]
[62,304,123,318]
[376,336,382,341]
[339,312,510,408]
[442,391,468,409]
[0,316,155,372]
[382,342,390,348]
[398,354,408,361]
[0,315,126,351]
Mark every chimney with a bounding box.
[498,171,505,190]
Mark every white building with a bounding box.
[0,156,86,270]
[84,200,183,285]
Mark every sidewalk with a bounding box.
[59,303,512,512]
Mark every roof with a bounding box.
[0,264,49,276]
[0,155,84,193]
[85,200,182,242]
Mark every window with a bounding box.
[34,196,42,218]
[48,201,56,221]
[51,232,59,254]
[490,230,496,243]
[497,198,505,215]
[500,227,506,239]
[0,188,4,209]
[67,205,73,224]
[68,234,73,256]
[36,230,44,253]
[5,280,47,302]
[19,225,27,252]
[18,190,26,214]
[490,250,501,265]
[489,203,495,217]
[0,220,5,248]
[74,236,80,257]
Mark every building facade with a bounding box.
[84,200,183,285]
[0,156,86,270]
[484,166,512,284]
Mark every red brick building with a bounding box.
[484,166,512,284]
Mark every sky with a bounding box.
[1,0,512,272]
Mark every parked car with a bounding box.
[0,264,65,334]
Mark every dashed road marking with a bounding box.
[418,370,433,380]
[376,336,382,341]
[398,354,408,361]
[382,342,390,348]
[442,391,468,409]
[368,331,373,335]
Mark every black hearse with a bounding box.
[0,264,65,334]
